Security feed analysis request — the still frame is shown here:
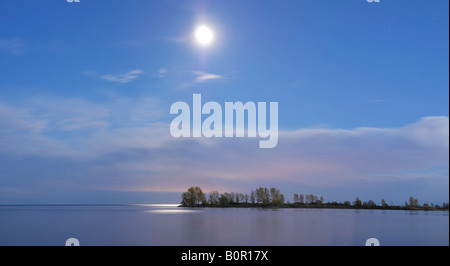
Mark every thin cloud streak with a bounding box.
[100,69,144,83]
[175,71,224,89]
[193,71,223,82]
[0,37,26,55]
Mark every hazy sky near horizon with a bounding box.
[0,0,448,205]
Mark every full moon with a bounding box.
[195,26,214,45]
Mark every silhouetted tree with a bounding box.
[312,195,318,204]
[239,193,245,203]
[209,191,220,205]
[269,187,283,205]
[299,194,305,204]
[293,193,299,203]
[244,194,249,203]
[367,200,376,208]
[230,192,235,203]
[227,193,235,203]
[409,196,414,208]
[354,197,362,207]
[219,194,230,206]
[281,194,285,204]
[181,186,206,206]
[254,187,271,204]
[408,196,419,208]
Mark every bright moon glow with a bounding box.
[195,26,214,45]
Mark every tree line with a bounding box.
[180,186,450,211]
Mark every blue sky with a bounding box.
[0,0,448,205]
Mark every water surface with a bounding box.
[0,205,447,246]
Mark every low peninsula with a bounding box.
[180,186,449,211]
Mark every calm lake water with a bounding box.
[0,204,448,246]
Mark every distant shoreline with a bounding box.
[180,186,450,212]
[179,203,449,212]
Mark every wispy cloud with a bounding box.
[100,69,144,84]
[193,71,223,82]
[29,98,110,132]
[157,68,168,78]
[0,96,166,156]
[0,37,26,55]
[175,71,225,89]
[0,103,47,134]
